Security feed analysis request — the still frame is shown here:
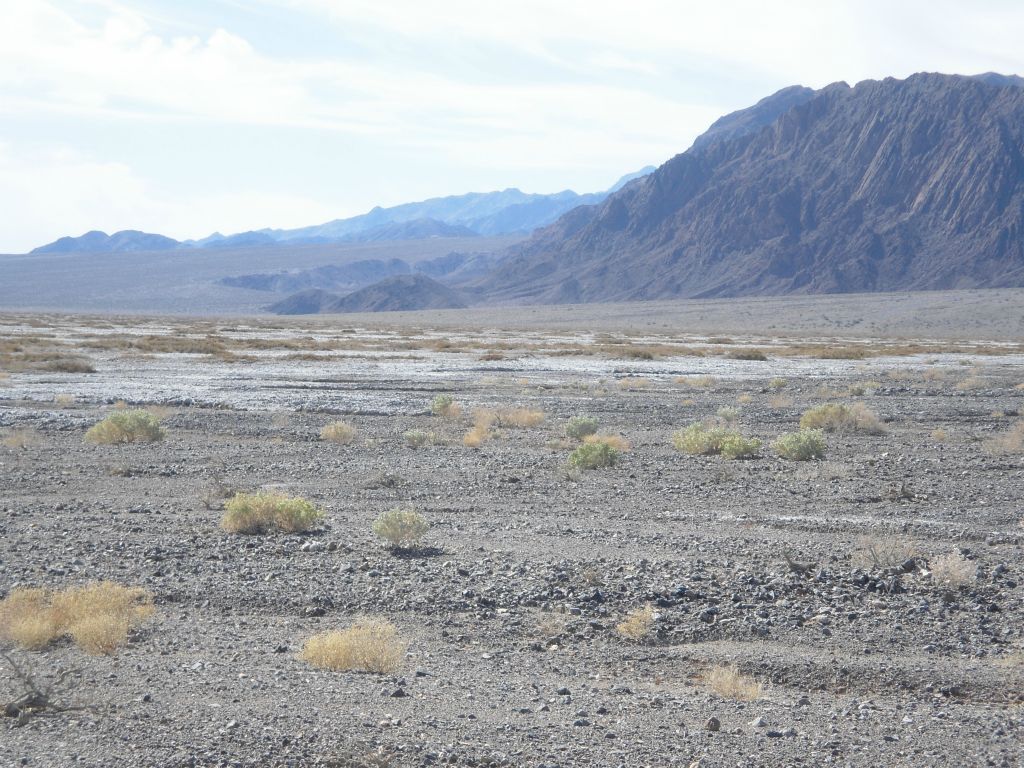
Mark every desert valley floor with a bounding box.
[1,295,1023,767]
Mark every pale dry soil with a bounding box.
[1,313,1023,768]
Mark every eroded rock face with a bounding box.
[481,73,1024,303]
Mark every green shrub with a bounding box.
[565,416,599,441]
[221,491,324,534]
[568,442,619,470]
[720,434,762,459]
[773,429,826,461]
[372,507,429,550]
[84,410,165,444]
[716,405,740,423]
[799,402,885,434]
[672,423,731,455]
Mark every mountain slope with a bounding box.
[31,230,180,254]
[268,274,467,314]
[478,73,1024,303]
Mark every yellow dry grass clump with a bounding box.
[0,582,154,654]
[320,421,357,444]
[2,428,40,451]
[299,619,406,673]
[221,491,324,534]
[706,664,762,701]
[929,552,976,588]
[582,433,631,451]
[615,604,654,641]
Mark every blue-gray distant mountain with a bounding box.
[268,274,467,314]
[262,169,656,242]
[476,72,1024,303]
[30,230,180,254]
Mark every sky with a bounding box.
[2,1,1023,252]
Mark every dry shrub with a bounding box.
[706,665,762,701]
[736,393,753,404]
[0,582,154,655]
[533,610,569,639]
[462,424,490,448]
[816,346,867,360]
[321,421,357,444]
[716,405,740,423]
[955,376,986,391]
[53,393,75,407]
[84,410,165,444]
[495,408,545,428]
[430,394,462,419]
[372,507,429,550]
[799,402,886,434]
[983,421,1024,455]
[929,553,976,588]
[582,433,631,451]
[619,377,651,390]
[299,619,406,673]
[403,429,434,448]
[852,535,918,569]
[675,375,716,388]
[729,348,768,361]
[615,604,654,641]
[768,394,794,409]
[768,377,787,390]
[931,428,948,442]
[221,491,324,534]
[2,428,39,451]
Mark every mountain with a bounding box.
[268,274,467,314]
[345,217,479,242]
[31,230,180,254]
[476,72,1024,304]
[263,169,655,243]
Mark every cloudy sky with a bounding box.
[2,0,1023,252]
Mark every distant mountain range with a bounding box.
[27,169,656,255]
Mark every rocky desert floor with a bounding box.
[1,309,1023,767]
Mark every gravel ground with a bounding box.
[1,316,1023,767]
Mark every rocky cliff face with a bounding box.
[479,73,1024,303]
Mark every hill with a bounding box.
[268,273,467,314]
[477,73,1024,303]
[31,229,181,254]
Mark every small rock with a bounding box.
[705,716,721,732]
[750,716,768,728]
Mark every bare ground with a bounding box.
[1,308,1022,767]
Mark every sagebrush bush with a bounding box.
[430,394,461,419]
[672,423,734,455]
[221,491,324,534]
[372,507,429,550]
[299,619,406,673]
[321,421,357,444]
[706,665,762,701]
[773,429,826,460]
[799,402,885,434]
[719,434,761,459]
[615,604,654,641]
[84,410,165,444]
[403,429,432,448]
[716,405,740,423]
[564,416,599,441]
[0,582,154,654]
[568,441,619,470]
